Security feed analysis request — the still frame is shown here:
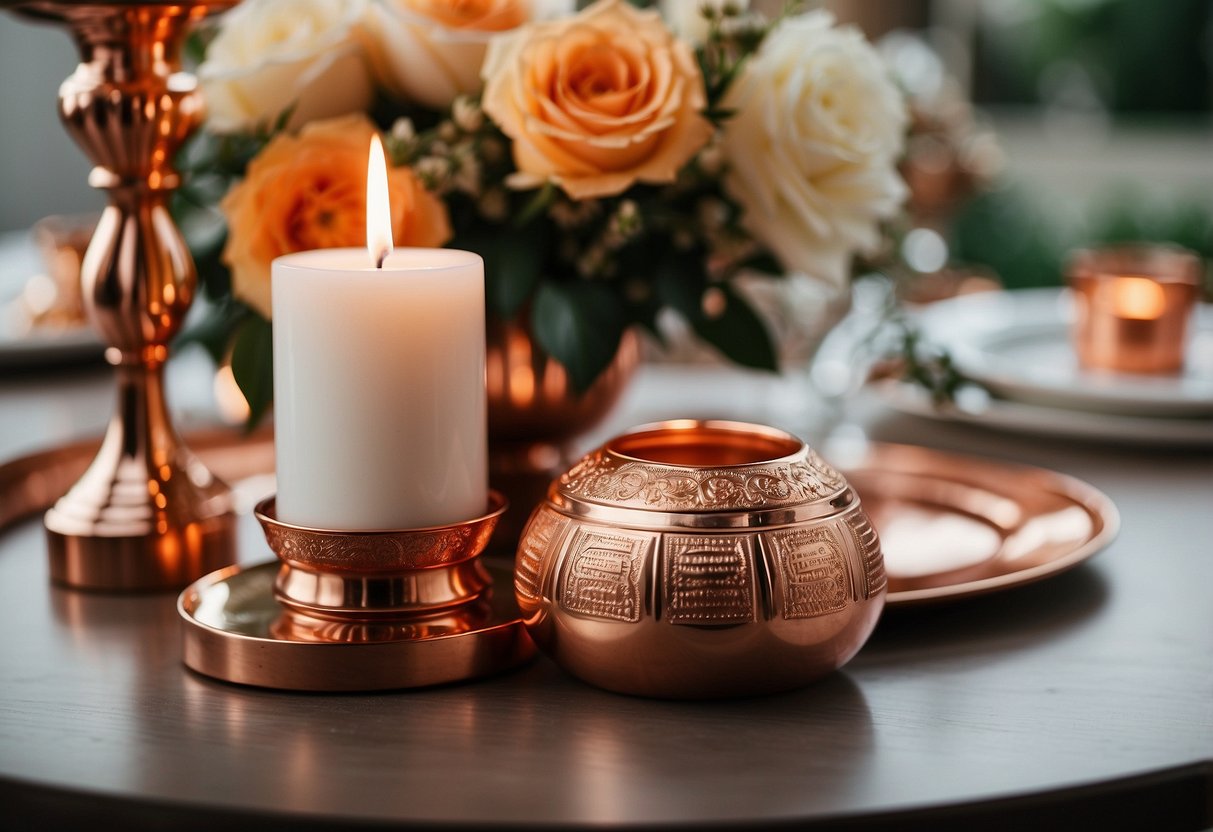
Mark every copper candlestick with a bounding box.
[3,1,240,590]
[179,492,536,691]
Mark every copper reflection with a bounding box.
[2,0,242,590]
[1066,244,1201,375]
[840,442,1120,607]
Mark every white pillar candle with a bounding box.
[271,247,488,529]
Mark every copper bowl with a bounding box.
[514,420,886,698]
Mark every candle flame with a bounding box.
[1110,276,1166,320]
[366,134,392,268]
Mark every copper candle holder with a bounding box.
[1066,244,1202,375]
[179,491,536,691]
[2,0,241,590]
[514,420,887,699]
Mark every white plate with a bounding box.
[912,288,1213,417]
[873,379,1213,448]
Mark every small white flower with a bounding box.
[659,0,750,44]
[416,156,452,187]
[452,96,485,133]
[478,189,509,221]
[391,117,416,143]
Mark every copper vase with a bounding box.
[485,316,641,552]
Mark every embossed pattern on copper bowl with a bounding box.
[514,420,887,699]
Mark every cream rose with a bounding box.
[221,115,451,318]
[364,0,574,109]
[480,0,714,200]
[721,10,908,288]
[199,0,374,134]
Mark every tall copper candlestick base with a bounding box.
[3,1,240,590]
[179,492,535,691]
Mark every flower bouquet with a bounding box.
[176,0,908,425]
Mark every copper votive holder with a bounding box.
[179,491,536,691]
[1066,244,1202,374]
[514,420,887,699]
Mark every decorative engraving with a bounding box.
[559,528,648,622]
[663,536,755,625]
[256,498,502,572]
[514,507,565,601]
[558,449,848,513]
[845,510,886,598]
[769,527,849,619]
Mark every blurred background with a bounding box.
[1,0,1211,291]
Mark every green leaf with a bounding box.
[229,315,274,431]
[531,283,626,392]
[653,251,708,318]
[468,224,546,319]
[515,182,557,227]
[688,285,779,372]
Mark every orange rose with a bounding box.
[221,114,451,318]
[480,0,713,199]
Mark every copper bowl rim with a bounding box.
[602,419,807,468]
[549,420,854,527]
[254,490,508,537]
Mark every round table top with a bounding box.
[0,355,1210,830]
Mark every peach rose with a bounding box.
[480,0,713,199]
[221,114,452,318]
[364,0,574,109]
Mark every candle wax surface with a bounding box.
[271,248,488,530]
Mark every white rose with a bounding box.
[721,10,908,288]
[364,0,575,109]
[659,0,749,44]
[199,0,373,134]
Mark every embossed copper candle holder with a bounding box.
[179,491,536,691]
[514,420,887,699]
[1067,244,1202,374]
[2,0,241,590]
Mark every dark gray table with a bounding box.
[1,359,1210,830]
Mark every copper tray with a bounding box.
[0,433,1117,611]
[838,442,1119,607]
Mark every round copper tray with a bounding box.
[0,427,534,691]
[837,442,1119,607]
[179,560,534,692]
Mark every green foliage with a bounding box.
[949,182,1070,289]
[229,314,274,431]
[531,282,628,392]
[458,222,547,320]
[653,247,777,371]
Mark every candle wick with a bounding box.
[376,250,387,270]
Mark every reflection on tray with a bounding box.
[839,442,1118,607]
